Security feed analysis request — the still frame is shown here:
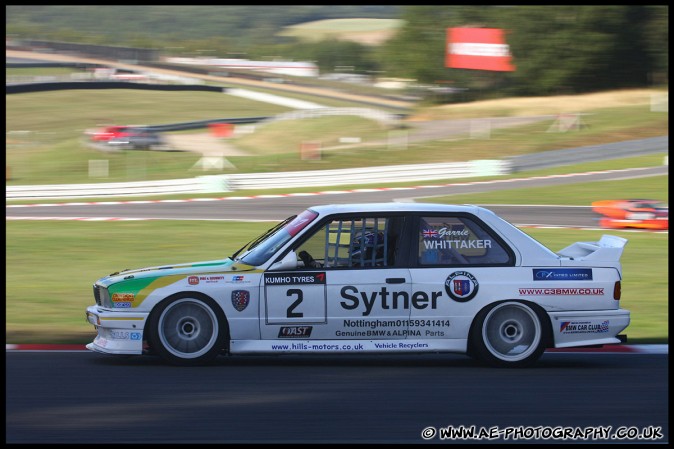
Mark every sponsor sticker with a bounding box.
[111,292,134,302]
[445,271,479,302]
[518,287,605,296]
[188,276,199,285]
[560,320,610,334]
[111,330,130,340]
[340,286,442,316]
[110,331,142,340]
[278,326,313,338]
[533,268,593,281]
[231,290,250,312]
[285,210,319,237]
[113,302,132,309]
[264,272,326,285]
[199,275,225,283]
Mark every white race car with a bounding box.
[85,203,630,367]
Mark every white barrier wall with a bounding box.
[6,160,510,200]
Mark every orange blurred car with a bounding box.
[592,199,668,230]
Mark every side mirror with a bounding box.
[268,250,298,271]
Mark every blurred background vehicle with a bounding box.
[90,125,166,150]
[592,199,668,230]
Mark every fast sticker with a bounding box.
[445,271,479,302]
[278,326,313,338]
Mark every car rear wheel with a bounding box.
[470,301,548,368]
[147,293,228,366]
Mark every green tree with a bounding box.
[642,5,669,85]
[502,6,658,95]
[375,5,664,99]
[296,40,377,74]
[376,6,452,83]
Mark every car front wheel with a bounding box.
[147,293,228,366]
[470,301,548,368]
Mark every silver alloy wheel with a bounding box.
[481,301,542,362]
[157,298,220,359]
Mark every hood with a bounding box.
[97,258,256,287]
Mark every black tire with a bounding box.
[147,293,228,366]
[470,301,548,368]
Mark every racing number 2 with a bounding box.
[286,289,303,318]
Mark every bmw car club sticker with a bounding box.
[445,271,479,302]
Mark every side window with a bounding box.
[294,216,402,269]
[418,215,512,266]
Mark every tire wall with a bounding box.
[6,82,224,94]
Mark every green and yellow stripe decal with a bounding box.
[109,275,184,307]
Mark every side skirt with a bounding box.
[230,339,468,354]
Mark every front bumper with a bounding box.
[548,309,630,348]
[85,306,149,355]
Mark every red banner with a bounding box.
[446,28,515,72]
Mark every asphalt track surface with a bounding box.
[5,350,668,444]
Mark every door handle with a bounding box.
[386,278,406,284]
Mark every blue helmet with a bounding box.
[351,231,384,266]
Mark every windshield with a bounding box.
[238,210,319,266]
[641,201,668,210]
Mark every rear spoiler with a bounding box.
[556,235,628,261]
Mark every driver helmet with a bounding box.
[351,230,384,265]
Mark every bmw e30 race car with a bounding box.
[592,199,668,231]
[85,203,630,367]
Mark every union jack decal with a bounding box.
[422,228,439,238]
